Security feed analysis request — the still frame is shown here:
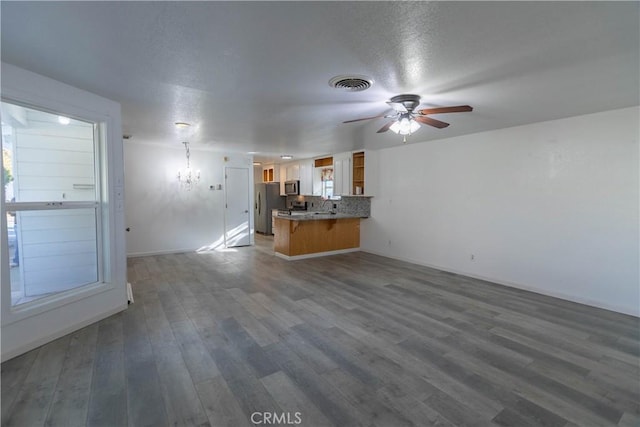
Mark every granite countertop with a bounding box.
[275,212,364,221]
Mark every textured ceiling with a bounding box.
[1,2,638,162]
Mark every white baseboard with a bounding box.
[127,243,258,258]
[126,248,199,257]
[360,248,639,318]
[275,247,360,261]
[1,304,127,362]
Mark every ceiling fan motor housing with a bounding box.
[389,94,421,112]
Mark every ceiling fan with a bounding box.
[343,94,472,142]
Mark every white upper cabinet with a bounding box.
[298,159,314,195]
[333,151,352,196]
[279,164,287,195]
[276,150,377,198]
[312,167,323,196]
[286,163,300,181]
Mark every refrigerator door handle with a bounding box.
[258,193,261,215]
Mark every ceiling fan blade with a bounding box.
[415,115,450,129]
[417,105,473,115]
[343,114,386,124]
[376,121,395,133]
[386,101,408,113]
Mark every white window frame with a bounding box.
[1,99,114,325]
[1,63,126,362]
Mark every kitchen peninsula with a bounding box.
[273,213,361,260]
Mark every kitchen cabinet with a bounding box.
[286,163,300,181]
[351,150,378,196]
[312,167,324,196]
[273,215,360,260]
[262,164,279,183]
[352,151,365,195]
[333,151,352,196]
[276,150,377,197]
[279,164,287,195]
[298,159,313,195]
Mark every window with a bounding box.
[2,101,102,306]
[321,167,334,199]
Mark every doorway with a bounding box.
[224,166,251,247]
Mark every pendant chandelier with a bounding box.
[177,141,200,190]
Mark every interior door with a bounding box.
[225,167,251,247]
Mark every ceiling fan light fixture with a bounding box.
[342,94,471,142]
[390,115,420,135]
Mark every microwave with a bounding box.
[284,180,300,195]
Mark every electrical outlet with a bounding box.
[333,203,337,209]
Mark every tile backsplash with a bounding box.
[286,195,371,218]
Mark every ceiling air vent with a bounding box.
[329,75,373,92]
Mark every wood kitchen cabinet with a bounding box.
[352,151,365,195]
[349,150,378,196]
[274,216,360,259]
[262,164,279,183]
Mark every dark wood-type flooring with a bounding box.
[2,235,639,426]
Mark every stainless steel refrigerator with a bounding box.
[254,182,285,235]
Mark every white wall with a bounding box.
[124,142,253,256]
[361,107,639,316]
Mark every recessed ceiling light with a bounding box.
[247,151,258,154]
[253,162,262,166]
[281,155,293,160]
[174,122,191,128]
[58,116,70,125]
